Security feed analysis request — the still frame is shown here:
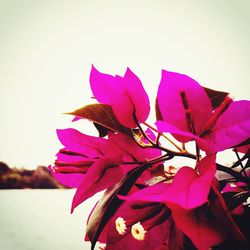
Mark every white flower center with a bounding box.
[115,217,127,235]
[131,222,147,241]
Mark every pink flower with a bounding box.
[156,70,250,153]
[104,200,170,250]
[90,65,150,128]
[119,155,226,249]
[51,128,161,213]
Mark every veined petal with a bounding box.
[108,132,161,163]
[203,100,250,153]
[48,165,84,188]
[90,65,150,128]
[71,156,123,213]
[157,70,212,136]
[170,205,225,250]
[122,68,150,125]
[56,128,106,158]
[164,154,216,209]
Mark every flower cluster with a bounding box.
[50,66,250,250]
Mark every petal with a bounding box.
[71,156,123,213]
[156,120,197,142]
[203,101,250,153]
[118,183,170,203]
[108,132,161,163]
[170,205,225,250]
[56,128,106,158]
[164,155,216,209]
[122,68,150,125]
[48,165,84,188]
[105,201,169,250]
[157,70,212,140]
[90,65,150,128]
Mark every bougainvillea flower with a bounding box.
[121,155,216,209]
[90,65,150,128]
[163,154,216,209]
[156,70,250,153]
[118,155,222,249]
[51,128,126,212]
[104,200,170,250]
[51,128,162,213]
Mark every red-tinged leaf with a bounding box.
[93,122,109,137]
[86,163,151,250]
[67,103,133,137]
[203,87,229,110]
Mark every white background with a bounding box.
[0,0,249,169]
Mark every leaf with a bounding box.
[86,163,150,250]
[93,122,109,137]
[203,87,229,110]
[67,103,133,137]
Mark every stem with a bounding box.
[216,163,247,183]
[195,142,200,162]
[143,122,184,152]
[231,152,249,168]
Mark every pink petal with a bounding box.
[122,68,150,125]
[71,156,123,213]
[105,201,169,250]
[56,128,106,158]
[203,100,250,153]
[156,120,197,142]
[108,133,161,163]
[164,155,216,209]
[48,165,84,188]
[170,205,225,250]
[90,65,150,128]
[106,222,169,250]
[118,183,170,203]
[157,70,212,140]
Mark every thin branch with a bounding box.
[216,163,247,183]
[143,122,184,152]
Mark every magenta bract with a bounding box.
[50,66,250,250]
[90,65,150,128]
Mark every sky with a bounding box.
[0,0,250,169]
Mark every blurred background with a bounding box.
[0,0,249,249]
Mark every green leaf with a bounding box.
[86,163,150,250]
[203,87,229,109]
[66,103,133,137]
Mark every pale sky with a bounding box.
[0,0,249,169]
